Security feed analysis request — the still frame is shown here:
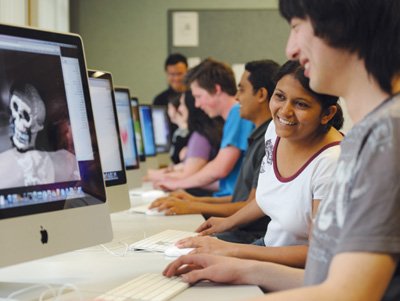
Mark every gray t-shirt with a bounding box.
[304,94,400,300]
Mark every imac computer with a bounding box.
[138,105,159,169]
[114,87,141,190]
[88,70,131,213]
[0,24,113,269]
[130,97,145,162]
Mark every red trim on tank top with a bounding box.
[273,137,341,183]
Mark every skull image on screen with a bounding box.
[9,83,46,152]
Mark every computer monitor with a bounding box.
[151,105,171,154]
[130,97,145,162]
[88,70,130,213]
[138,105,156,157]
[114,87,141,190]
[0,24,113,268]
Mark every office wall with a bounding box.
[70,0,287,105]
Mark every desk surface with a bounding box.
[0,194,263,300]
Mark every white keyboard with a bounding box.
[96,273,189,301]
[130,229,197,252]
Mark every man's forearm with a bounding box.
[239,260,304,292]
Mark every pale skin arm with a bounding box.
[249,252,399,300]
[154,145,242,191]
[163,252,398,300]
[163,253,304,292]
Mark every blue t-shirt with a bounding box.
[214,103,254,197]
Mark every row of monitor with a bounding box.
[0,23,171,270]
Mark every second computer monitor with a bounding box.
[88,71,130,213]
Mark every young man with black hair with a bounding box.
[150,60,280,244]
[163,1,400,300]
[153,53,188,106]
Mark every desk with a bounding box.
[0,196,263,300]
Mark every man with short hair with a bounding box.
[151,60,280,244]
[153,53,187,106]
[163,1,400,300]
[156,58,254,198]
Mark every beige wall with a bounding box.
[70,0,280,104]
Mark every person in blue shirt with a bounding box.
[156,58,254,197]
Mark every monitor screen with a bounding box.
[88,71,127,187]
[0,24,112,268]
[138,105,156,157]
[114,87,139,170]
[151,106,171,153]
[130,97,146,162]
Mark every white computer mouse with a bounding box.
[164,246,195,257]
[145,207,167,216]
[141,190,166,198]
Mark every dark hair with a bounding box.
[167,93,181,109]
[165,53,188,70]
[184,90,223,150]
[276,60,343,134]
[245,60,281,101]
[279,0,400,94]
[184,58,237,96]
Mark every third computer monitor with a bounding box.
[138,105,156,157]
[114,87,141,190]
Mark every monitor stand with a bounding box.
[145,156,159,170]
[126,169,142,190]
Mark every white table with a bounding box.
[0,196,263,300]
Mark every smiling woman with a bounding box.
[176,60,344,268]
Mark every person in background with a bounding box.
[155,58,254,198]
[163,1,400,300]
[153,53,188,107]
[144,91,224,197]
[150,59,280,244]
[167,93,189,164]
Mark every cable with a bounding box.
[7,283,56,300]
[56,283,83,300]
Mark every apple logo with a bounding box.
[40,226,48,244]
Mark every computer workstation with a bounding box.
[0,22,113,270]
